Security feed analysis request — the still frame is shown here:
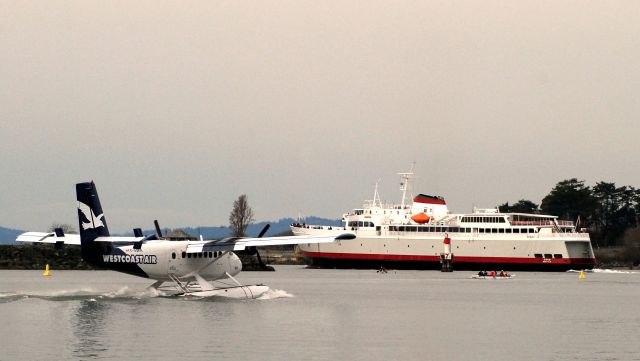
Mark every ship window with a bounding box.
[187,253,191,258]
[506,229,511,233]
[544,254,553,259]
[513,228,520,234]
[498,228,504,233]
[172,252,176,259]
[554,254,563,258]
[492,228,498,233]
[182,252,186,258]
[399,226,405,232]
[199,253,203,258]
[534,254,543,258]
[479,228,484,233]
[209,252,213,258]
[499,218,506,223]
[449,227,459,233]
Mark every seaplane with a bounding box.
[16,182,354,299]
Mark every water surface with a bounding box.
[1,267,638,360]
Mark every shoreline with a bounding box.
[0,244,635,271]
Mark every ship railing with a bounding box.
[509,220,575,227]
[510,221,554,226]
[556,220,574,226]
[291,224,346,231]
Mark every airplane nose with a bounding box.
[229,253,242,276]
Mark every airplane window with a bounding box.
[187,253,191,258]
[209,252,212,258]
[199,253,203,258]
[172,252,176,259]
[181,252,186,258]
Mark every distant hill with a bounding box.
[161,217,341,239]
[120,217,341,239]
[0,226,23,244]
[0,217,341,243]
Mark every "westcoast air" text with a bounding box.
[102,254,158,264]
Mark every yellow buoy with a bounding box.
[579,269,585,280]
[43,264,51,277]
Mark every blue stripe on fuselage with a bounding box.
[98,247,150,278]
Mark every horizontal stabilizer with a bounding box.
[16,232,81,245]
[16,232,159,246]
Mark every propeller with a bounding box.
[243,224,270,268]
[254,224,270,268]
[132,222,162,250]
[154,220,163,239]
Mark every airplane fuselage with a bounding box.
[98,241,243,282]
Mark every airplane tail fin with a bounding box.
[76,182,110,263]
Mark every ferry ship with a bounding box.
[292,171,596,271]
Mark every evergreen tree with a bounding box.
[592,183,637,246]
[540,179,596,224]
[498,199,539,214]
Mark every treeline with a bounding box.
[500,178,640,248]
[0,244,275,271]
[0,244,98,270]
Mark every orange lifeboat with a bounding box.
[411,213,430,224]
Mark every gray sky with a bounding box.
[2,1,639,233]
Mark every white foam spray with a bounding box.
[257,289,295,300]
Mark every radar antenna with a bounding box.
[398,162,416,209]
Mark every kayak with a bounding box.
[471,274,515,279]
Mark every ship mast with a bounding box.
[372,180,381,208]
[398,163,416,209]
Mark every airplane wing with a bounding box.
[16,232,81,245]
[186,233,355,253]
[16,233,151,245]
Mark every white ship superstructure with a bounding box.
[292,171,596,271]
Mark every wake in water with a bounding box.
[1,286,295,303]
[567,268,639,274]
[0,286,170,303]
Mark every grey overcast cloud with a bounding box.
[1,1,639,233]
